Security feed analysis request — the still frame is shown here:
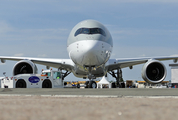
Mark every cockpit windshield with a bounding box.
[74,28,106,37]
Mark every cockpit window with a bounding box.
[74,28,106,37]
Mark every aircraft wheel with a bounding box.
[85,81,89,88]
[16,79,27,88]
[64,82,67,86]
[77,84,80,88]
[42,79,52,88]
[89,81,97,88]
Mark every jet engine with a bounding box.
[13,60,38,76]
[142,60,166,84]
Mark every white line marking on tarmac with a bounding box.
[1,94,178,98]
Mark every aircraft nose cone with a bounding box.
[83,42,97,54]
[81,41,99,66]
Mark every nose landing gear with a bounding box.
[84,66,97,88]
[85,80,97,88]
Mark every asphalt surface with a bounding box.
[1,88,178,97]
[1,88,178,120]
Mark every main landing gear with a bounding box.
[108,68,124,88]
[61,70,71,80]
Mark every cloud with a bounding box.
[111,45,178,59]
[111,28,178,46]
[38,54,48,58]
[101,0,178,3]
[5,0,178,3]
[140,54,146,57]
[0,63,6,66]
[170,54,178,57]
[13,53,24,57]
[0,21,13,34]
[0,21,69,43]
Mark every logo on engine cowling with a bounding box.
[28,76,40,83]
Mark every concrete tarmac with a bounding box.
[1,88,178,97]
[1,88,178,120]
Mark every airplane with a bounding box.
[0,19,178,88]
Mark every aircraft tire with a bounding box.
[85,81,89,88]
[88,81,97,88]
[77,84,80,88]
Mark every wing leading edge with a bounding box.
[0,56,74,72]
[106,56,178,71]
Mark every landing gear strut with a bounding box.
[108,68,124,88]
[61,70,71,80]
[85,66,97,88]
[58,68,71,82]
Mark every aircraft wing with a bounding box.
[0,56,74,71]
[106,56,178,71]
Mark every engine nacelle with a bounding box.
[142,60,167,84]
[13,60,38,76]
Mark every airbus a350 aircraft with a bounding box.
[0,20,178,88]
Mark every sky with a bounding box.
[0,0,178,82]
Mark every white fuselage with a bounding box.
[67,20,113,78]
[68,40,112,67]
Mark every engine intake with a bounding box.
[142,60,167,84]
[13,60,38,76]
